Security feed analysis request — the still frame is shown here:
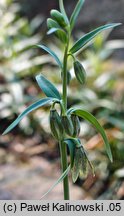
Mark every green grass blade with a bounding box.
[70,0,85,31]
[70,23,121,54]
[2,98,56,135]
[70,108,113,162]
[37,44,62,68]
[41,165,70,199]
[36,74,61,100]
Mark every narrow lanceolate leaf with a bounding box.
[59,0,69,24]
[70,0,85,31]
[70,108,113,162]
[41,165,70,199]
[64,138,76,168]
[70,23,121,54]
[36,74,61,100]
[37,44,62,68]
[2,98,56,135]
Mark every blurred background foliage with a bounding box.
[0,0,124,200]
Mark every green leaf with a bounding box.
[70,0,85,31]
[64,138,76,168]
[70,23,121,54]
[2,97,56,135]
[59,0,69,24]
[70,108,113,162]
[36,74,61,100]
[41,165,70,199]
[37,44,62,68]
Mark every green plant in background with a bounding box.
[0,0,47,133]
[2,0,121,200]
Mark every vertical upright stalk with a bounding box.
[59,140,69,200]
[60,34,70,200]
[62,45,68,111]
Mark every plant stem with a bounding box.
[62,33,70,112]
[62,45,68,112]
[60,33,70,200]
[59,140,69,200]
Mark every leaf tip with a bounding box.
[107,145,113,163]
[110,155,113,163]
[108,23,122,29]
[107,150,113,163]
[2,129,8,136]
[113,22,122,27]
[116,22,122,26]
[35,73,39,79]
[35,73,42,83]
